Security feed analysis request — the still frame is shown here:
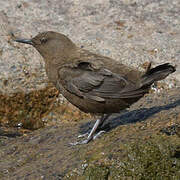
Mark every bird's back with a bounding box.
[75,49,144,83]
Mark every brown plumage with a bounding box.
[15,31,176,144]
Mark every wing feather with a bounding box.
[58,60,147,102]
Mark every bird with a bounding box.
[14,31,176,145]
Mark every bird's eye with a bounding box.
[40,37,47,44]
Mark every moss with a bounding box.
[84,165,110,180]
[0,84,58,129]
[66,135,180,179]
[0,84,91,130]
[117,136,180,179]
[65,165,110,180]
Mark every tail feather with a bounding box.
[118,63,175,99]
[140,63,176,87]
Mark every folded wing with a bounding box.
[58,61,148,102]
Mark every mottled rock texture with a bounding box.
[0,0,179,94]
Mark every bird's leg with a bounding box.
[96,114,110,131]
[92,114,111,140]
[93,130,106,140]
[78,114,109,138]
[70,114,110,145]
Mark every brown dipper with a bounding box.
[15,31,176,145]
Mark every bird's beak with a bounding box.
[14,39,33,45]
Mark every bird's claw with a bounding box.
[77,132,89,138]
[70,130,106,146]
[70,139,90,146]
[93,130,106,140]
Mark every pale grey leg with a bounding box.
[97,114,110,130]
[78,114,110,139]
[70,114,111,145]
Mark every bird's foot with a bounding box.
[93,130,106,140]
[70,139,90,146]
[70,115,110,146]
[77,132,89,138]
[70,130,106,146]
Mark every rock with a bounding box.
[0,88,180,179]
[0,0,179,94]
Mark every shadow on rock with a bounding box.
[79,99,180,134]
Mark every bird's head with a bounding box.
[15,31,77,63]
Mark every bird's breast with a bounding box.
[45,63,59,86]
